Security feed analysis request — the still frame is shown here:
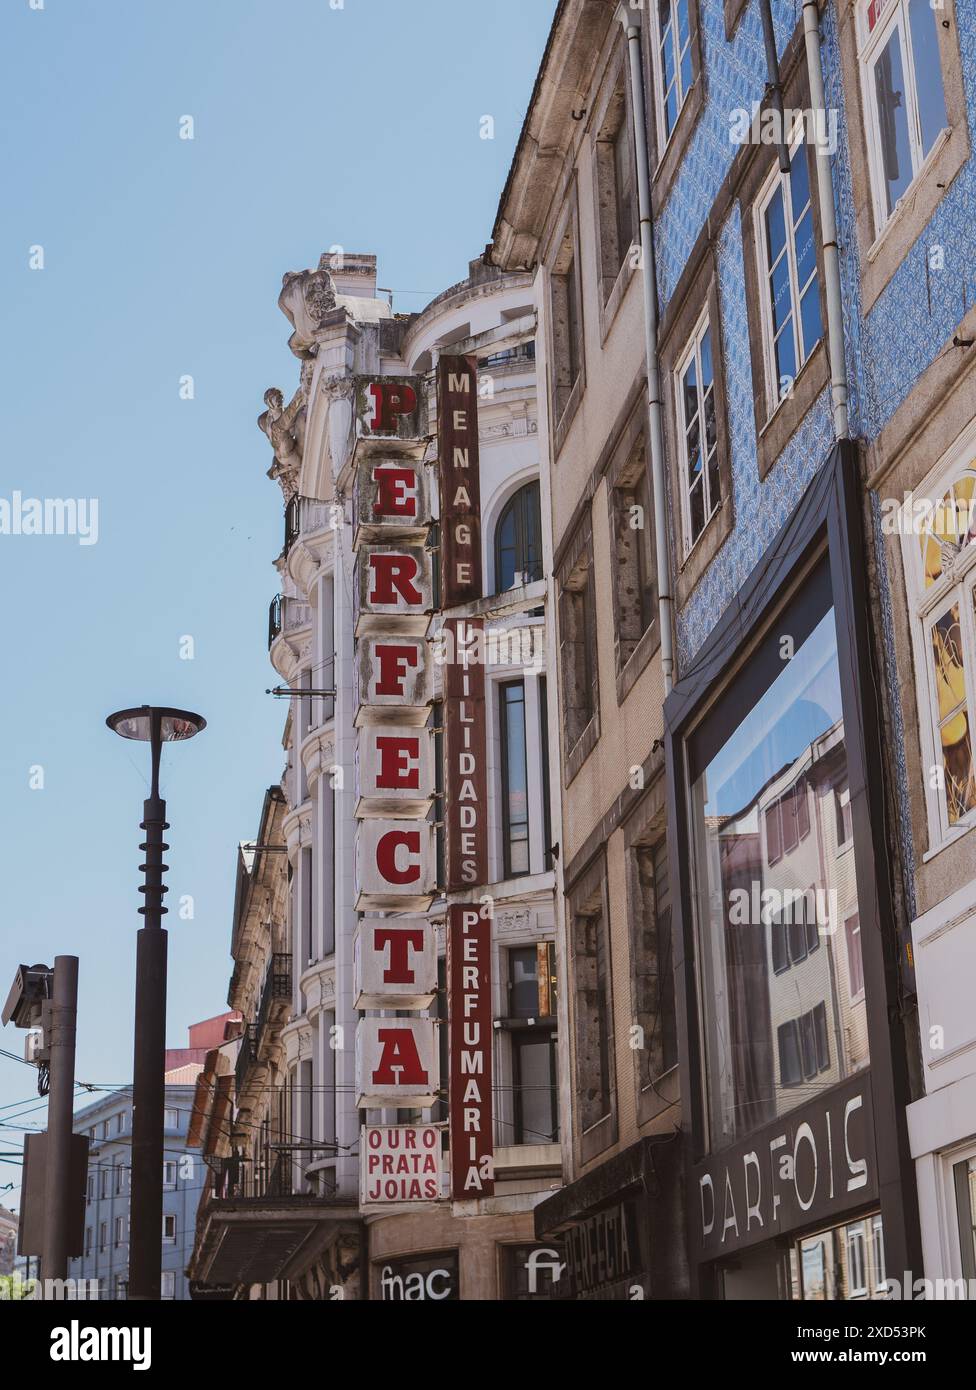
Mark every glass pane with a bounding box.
[665,86,679,139]
[774,322,797,395]
[689,473,705,542]
[680,46,694,100]
[952,1157,976,1283]
[800,279,823,359]
[501,682,530,875]
[770,254,793,335]
[677,0,690,48]
[789,146,811,219]
[873,28,914,216]
[794,208,816,290]
[681,357,698,426]
[690,605,869,1147]
[509,946,539,1017]
[908,0,948,155]
[699,325,714,389]
[765,186,787,268]
[515,1036,556,1143]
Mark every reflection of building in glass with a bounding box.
[701,717,868,1140]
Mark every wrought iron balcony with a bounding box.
[268,594,283,650]
[256,953,291,1037]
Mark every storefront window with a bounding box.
[953,1155,976,1284]
[789,1216,887,1300]
[688,571,869,1149]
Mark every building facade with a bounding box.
[493,0,976,1300]
[68,1079,201,1301]
[189,253,566,1300]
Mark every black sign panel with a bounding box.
[692,1073,878,1261]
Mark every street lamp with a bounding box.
[106,705,205,1300]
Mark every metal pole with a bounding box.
[128,716,168,1300]
[41,954,78,1289]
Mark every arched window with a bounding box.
[494,481,543,592]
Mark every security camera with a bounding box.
[1,964,53,1029]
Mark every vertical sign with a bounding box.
[437,354,482,606]
[444,618,488,891]
[448,904,494,1198]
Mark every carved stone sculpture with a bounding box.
[258,386,306,498]
[278,254,338,359]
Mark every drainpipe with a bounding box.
[801,0,849,439]
[617,3,674,695]
[759,0,791,175]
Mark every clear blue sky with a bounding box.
[0,0,555,1208]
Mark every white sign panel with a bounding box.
[360,1125,445,1205]
[356,1017,440,1108]
[354,916,437,1010]
[355,818,435,910]
[355,724,434,817]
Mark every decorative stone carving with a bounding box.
[278,255,338,359]
[258,386,306,499]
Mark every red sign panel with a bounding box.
[437,354,483,606]
[444,618,488,891]
[448,903,494,1198]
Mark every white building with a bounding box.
[211,251,566,1300]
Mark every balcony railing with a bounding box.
[256,953,291,1038]
[268,594,283,650]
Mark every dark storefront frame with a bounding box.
[664,441,921,1297]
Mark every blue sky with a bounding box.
[0,0,555,1207]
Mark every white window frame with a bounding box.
[872,1216,887,1291]
[898,424,976,852]
[114,1215,125,1248]
[163,1108,179,1130]
[162,1213,177,1245]
[675,309,719,557]
[163,1159,178,1190]
[847,1222,868,1296]
[754,140,821,415]
[160,1270,176,1300]
[857,0,950,237]
[652,0,693,156]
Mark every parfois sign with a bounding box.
[448,904,494,1197]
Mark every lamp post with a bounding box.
[106,705,205,1300]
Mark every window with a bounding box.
[160,1271,176,1300]
[846,912,865,999]
[755,142,823,412]
[163,1108,178,1130]
[115,1111,125,1134]
[872,1216,887,1291]
[539,676,553,873]
[113,1274,127,1300]
[594,77,637,303]
[859,0,947,229]
[500,1243,568,1300]
[494,481,543,591]
[558,544,599,758]
[631,838,678,1084]
[507,944,557,1019]
[610,447,657,667]
[653,0,693,149]
[569,859,614,1143]
[512,1031,558,1144]
[301,845,313,967]
[847,1222,868,1296]
[102,1120,110,1140]
[163,1160,177,1190]
[764,778,811,865]
[903,457,976,838]
[99,1222,107,1253]
[114,1215,124,1248]
[835,782,853,846]
[676,312,720,552]
[548,209,584,435]
[85,1226,92,1257]
[500,680,530,878]
[952,1154,976,1285]
[86,1173,94,1204]
[688,566,870,1144]
[99,1169,109,1200]
[115,1165,124,1196]
[162,1214,176,1245]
